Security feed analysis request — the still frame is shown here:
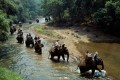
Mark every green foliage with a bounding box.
[0,67,24,80]
[0,0,42,41]
[93,8,112,25]
[0,10,9,41]
[94,0,120,26]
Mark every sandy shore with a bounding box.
[30,24,120,60]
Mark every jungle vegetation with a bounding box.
[0,0,41,41]
[0,0,120,41]
[40,0,120,36]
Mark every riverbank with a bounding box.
[31,23,120,58]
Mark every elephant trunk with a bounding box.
[101,62,104,70]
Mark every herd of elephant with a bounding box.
[13,19,105,78]
[16,33,104,77]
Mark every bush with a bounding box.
[0,10,9,41]
[0,67,24,80]
[93,8,112,26]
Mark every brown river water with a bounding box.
[76,41,120,80]
[0,19,117,80]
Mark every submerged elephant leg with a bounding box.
[92,69,95,75]
[57,55,60,61]
[50,53,54,59]
[96,66,101,72]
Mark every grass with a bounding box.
[0,67,24,80]
[34,25,62,39]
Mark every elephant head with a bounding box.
[60,47,69,62]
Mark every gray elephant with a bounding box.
[16,35,24,43]
[49,44,69,62]
[77,57,104,76]
[34,42,44,54]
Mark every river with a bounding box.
[0,18,115,80]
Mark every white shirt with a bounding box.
[55,41,59,46]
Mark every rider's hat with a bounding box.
[95,51,98,54]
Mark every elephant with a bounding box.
[77,57,104,76]
[34,42,44,54]
[29,21,32,24]
[25,36,34,47]
[10,27,14,35]
[49,45,69,62]
[16,35,24,43]
[45,17,48,22]
[10,26,16,35]
[36,19,39,23]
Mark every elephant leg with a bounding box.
[38,48,42,54]
[50,52,54,59]
[57,55,60,61]
[62,55,65,61]
[101,62,104,70]
[50,55,54,59]
[96,66,101,72]
[92,69,95,76]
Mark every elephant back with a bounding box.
[49,47,55,53]
[49,47,60,54]
[78,59,86,67]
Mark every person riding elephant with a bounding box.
[19,22,22,27]
[13,25,16,32]
[10,27,14,35]
[16,29,24,43]
[49,44,69,62]
[17,29,23,36]
[85,50,92,65]
[25,34,34,47]
[77,55,104,76]
[93,52,100,65]
[34,40,44,54]
[16,34,24,43]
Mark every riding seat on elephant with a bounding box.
[77,57,104,76]
[25,36,34,48]
[34,42,44,54]
[49,44,69,62]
